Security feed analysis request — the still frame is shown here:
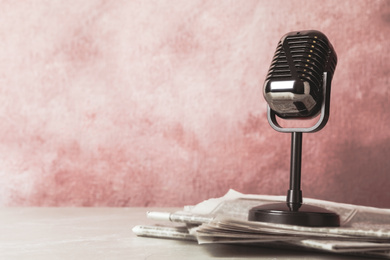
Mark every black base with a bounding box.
[248,203,340,227]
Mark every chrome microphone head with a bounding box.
[263,30,337,119]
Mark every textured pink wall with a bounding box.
[0,0,389,207]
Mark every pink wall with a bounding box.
[0,0,389,207]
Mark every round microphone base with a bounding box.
[248,203,340,227]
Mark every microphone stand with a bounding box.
[248,73,340,227]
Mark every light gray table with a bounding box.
[0,207,369,259]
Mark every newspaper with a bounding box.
[132,190,390,259]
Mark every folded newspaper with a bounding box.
[133,190,390,259]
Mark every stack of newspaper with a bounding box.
[133,190,390,259]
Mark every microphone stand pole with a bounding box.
[287,132,303,211]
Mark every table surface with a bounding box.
[0,207,370,260]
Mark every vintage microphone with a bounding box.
[248,30,340,227]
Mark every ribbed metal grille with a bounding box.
[266,33,337,93]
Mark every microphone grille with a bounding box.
[266,30,337,92]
